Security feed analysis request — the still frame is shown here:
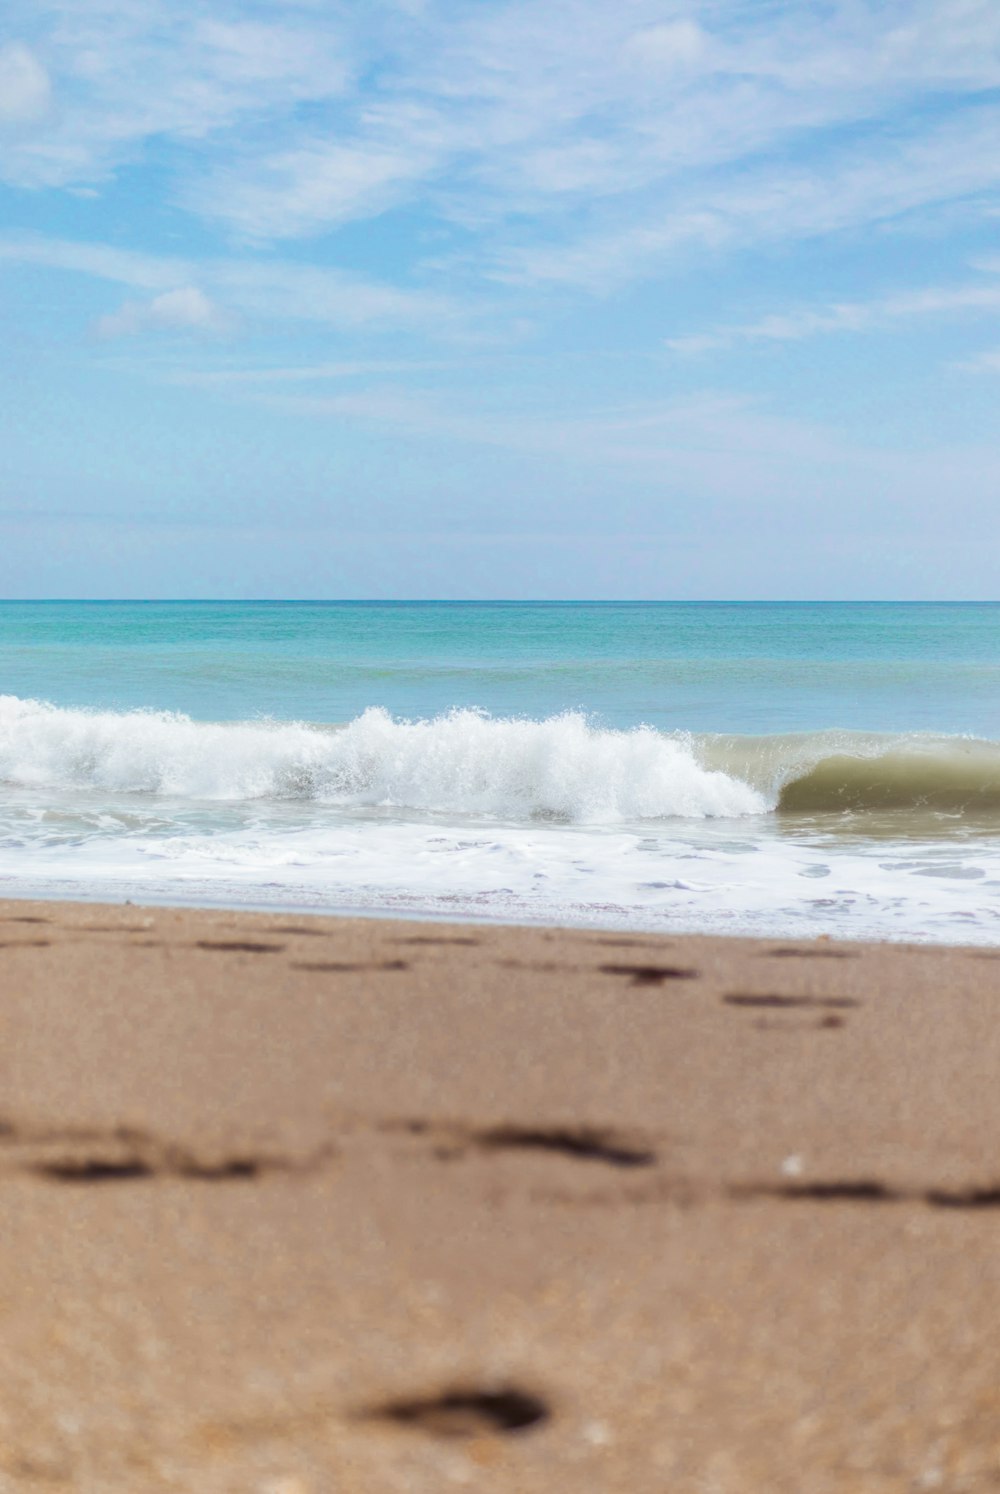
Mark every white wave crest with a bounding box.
[0,698,764,821]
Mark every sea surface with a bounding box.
[2,600,1000,942]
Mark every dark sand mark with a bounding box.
[926,1186,1000,1209]
[497,960,570,973]
[367,1387,550,1438]
[292,960,408,973]
[476,1124,656,1169]
[724,993,859,1011]
[169,1156,271,1182]
[596,937,675,948]
[2,915,50,924]
[763,947,856,959]
[599,963,698,985]
[750,1016,849,1032]
[2,1118,332,1186]
[33,1156,156,1183]
[195,940,285,954]
[28,1147,320,1186]
[737,1178,1000,1210]
[0,939,51,948]
[381,1117,656,1169]
[79,925,152,934]
[535,1171,1000,1212]
[736,1179,897,1203]
[395,935,481,946]
[14,1107,1000,1211]
[268,925,329,937]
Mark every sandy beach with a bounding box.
[3,898,1000,1491]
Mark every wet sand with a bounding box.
[2,898,1000,1491]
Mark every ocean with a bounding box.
[2,600,1000,943]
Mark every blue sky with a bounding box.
[2,0,1000,598]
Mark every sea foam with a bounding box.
[4,695,1000,822]
[0,698,762,820]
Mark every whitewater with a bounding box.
[3,600,1000,942]
[4,687,1000,942]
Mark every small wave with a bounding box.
[4,698,999,821]
[700,731,1000,813]
[778,744,1000,812]
[0,698,762,821]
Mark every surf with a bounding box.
[699,731,1000,813]
[3,696,1000,822]
[0,698,762,820]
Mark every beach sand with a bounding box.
[2,899,1000,1492]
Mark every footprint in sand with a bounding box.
[365,1386,551,1437]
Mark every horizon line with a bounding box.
[0,598,999,607]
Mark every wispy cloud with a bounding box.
[190,0,1000,259]
[6,0,1000,272]
[955,348,1000,373]
[5,1,1000,600]
[0,233,185,290]
[0,42,51,125]
[0,3,354,188]
[232,378,1000,536]
[0,232,457,332]
[246,382,855,469]
[186,137,439,241]
[175,359,459,387]
[490,104,1000,291]
[95,287,232,339]
[667,277,1000,354]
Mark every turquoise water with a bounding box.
[2,601,1000,941]
[3,600,1000,732]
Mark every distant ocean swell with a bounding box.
[3,695,999,821]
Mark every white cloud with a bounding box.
[177,359,456,386]
[213,258,455,329]
[955,348,1000,373]
[667,279,1000,354]
[622,20,708,72]
[95,287,232,339]
[4,0,1000,336]
[6,0,1000,260]
[230,378,1000,539]
[0,233,184,289]
[0,42,51,124]
[188,138,436,240]
[0,231,457,331]
[491,105,1000,290]
[248,382,847,473]
[0,3,353,187]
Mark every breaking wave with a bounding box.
[2,696,1000,820]
[0,698,760,820]
[701,731,1000,813]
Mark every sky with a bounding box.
[2,0,1000,599]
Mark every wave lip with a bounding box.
[5,697,998,821]
[697,730,1000,814]
[0,699,764,822]
[779,742,1000,813]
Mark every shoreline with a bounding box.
[2,882,999,948]
[5,897,1000,1490]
